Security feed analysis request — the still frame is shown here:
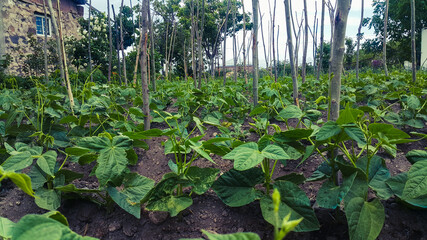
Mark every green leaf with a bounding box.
[403,160,427,199]
[189,142,215,164]
[315,122,341,141]
[386,173,427,209]
[202,230,261,240]
[212,168,264,207]
[223,142,264,171]
[65,147,90,156]
[59,115,78,124]
[277,105,303,120]
[34,188,61,211]
[4,172,35,197]
[55,184,100,193]
[261,145,290,160]
[406,150,427,164]
[407,95,420,110]
[368,123,410,140]
[345,198,384,240]
[1,151,32,172]
[11,214,98,240]
[337,105,356,125]
[78,153,98,165]
[261,181,319,232]
[42,211,69,226]
[344,127,367,145]
[146,195,193,217]
[274,173,306,185]
[274,129,313,143]
[316,179,345,209]
[36,151,57,177]
[186,167,220,195]
[250,106,266,116]
[0,216,15,239]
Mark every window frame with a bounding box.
[35,14,51,37]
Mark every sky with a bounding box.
[89,0,376,67]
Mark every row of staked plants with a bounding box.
[0,70,426,240]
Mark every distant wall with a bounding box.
[1,0,83,75]
[422,29,427,69]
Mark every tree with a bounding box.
[356,0,364,80]
[317,0,325,80]
[252,0,259,106]
[141,0,151,130]
[284,0,298,107]
[411,0,416,82]
[301,0,308,83]
[329,0,351,121]
[369,0,427,66]
[383,0,389,76]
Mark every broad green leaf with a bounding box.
[129,107,145,117]
[277,105,303,120]
[146,195,193,217]
[78,153,98,165]
[65,147,90,156]
[1,151,32,172]
[368,123,410,140]
[403,160,427,199]
[280,144,303,160]
[11,214,98,240]
[0,121,5,136]
[202,230,261,240]
[274,129,313,143]
[77,136,111,151]
[212,168,264,207]
[96,147,129,186]
[386,173,427,209]
[345,198,384,240]
[261,181,319,232]
[189,142,215,164]
[261,145,290,160]
[42,211,69,226]
[274,173,306,185]
[250,106,266,116]
[186,167,220,195]
[316,179,345,209]
[55,184,100,193]
[36,151,57,177]
[337,105,356,125]
[0,217,15,239]
[406,150,427,164]
[5,172,34,197]
[107,186,141,218]
[223,142,264,171]
[315,122,341,141]
[59,115,78,124]
[306,162,332,182]
[407,95,420,110]
[344,127,367,145]
[34,188,60,211]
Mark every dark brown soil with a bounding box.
[1,123,426,240]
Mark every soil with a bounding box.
[1,121,426,240]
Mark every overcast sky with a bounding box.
[89,0,376,67]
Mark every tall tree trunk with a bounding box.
[47,0,64,81]
[233,1,237,83]
[108,0,113,83]
[317,0,325,80]
[271,0,277,82]
[383,0,389,76]
[54,0,74,111]
[120,0,128,86]
[259,8,269,71]
[184,41,188,81]
[329,0,351,121]
[284,0,298,107]
[133,14,142,86]
[42,0,49,83]
[223,0,231,85]
[252,0,259,105]
[112,5,122,83]
[141,0,150,130]
[327,1,336,78]
[356,0,364,81]
[148,0,156,91]
[88,0,93,82]
[301,0,308,83]
[411,0,416,82]
[191,0,196,86]
[242,0,247,84]
[198,0,205,88]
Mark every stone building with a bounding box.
[0,0,85,75]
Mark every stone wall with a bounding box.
[1,0,83,75]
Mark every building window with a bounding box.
[35,14,51,36]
